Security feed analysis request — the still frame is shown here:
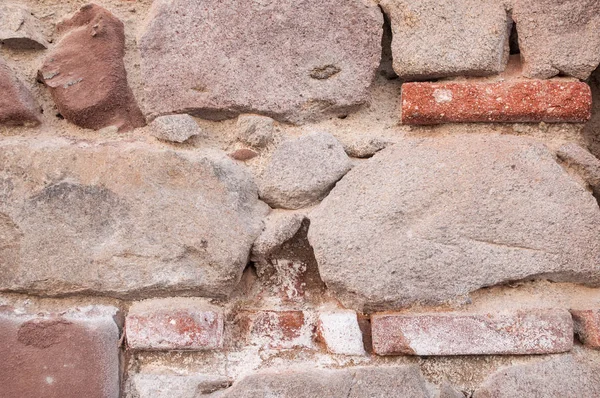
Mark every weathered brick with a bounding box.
[371,310,573,356]
[236,310,312,349]
[401,81,591,125]
[571,309,600,349]
[126,298,224,351]
[0,305,120,398]
[317,310,365,356]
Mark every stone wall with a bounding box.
[1,1,600,397]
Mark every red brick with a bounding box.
[0,305,120,398]
[236,310,311,349]
[401,80,591,125]
[371,309,573,356]
[126,298,224,351]
[571,309,600,349]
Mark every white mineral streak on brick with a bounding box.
[433,89,453,104]
[372,309,573,356]
[317,310,365,356]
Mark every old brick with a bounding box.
[317,310,365,356]
[126,298,224,351]
[0,57,40,126]
[237,310,311,349]
[401,81,591,125]
[39,4,144,132]
[0,305,120,398]
[371,310,573,356]
[571,309,600,349]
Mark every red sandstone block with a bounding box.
[571,309,600,349]
[0,305,120,398]
[126,298,224,351]
[371,309,573,356]
[237,310,311,349]
[401,80,592,125]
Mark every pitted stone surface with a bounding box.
[308,134,600,310]
[379,0,509,79]
[258,132,352,209]
[513,0,600,79]
[0,57,40,126]
[39,4,145,132]
[0,3,48,49]
[139,0,382,124]
[0,137,267,298]
[0,305,119,398]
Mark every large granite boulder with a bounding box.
[138,0,382,124]
[0,137,267,298]
[308,134,600,310]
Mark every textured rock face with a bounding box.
[0,57,40,126]
[513,0,600,79]
[258,132,352,209]
[39,4,145,132]
[474,349,600,398]
[0,3,48,49]
[0,305,120,398]
[139,0,382,124]
[221,367,431,398]
[0,137,266,298]
[308,134,600,310]
[380,0,509,79]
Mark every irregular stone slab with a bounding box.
[401,81,592,125]
[39,4,144,132]
[571,309,600,349]
[139,0,382,124]
[0,3,48,49]
[513,0,600,79]
[308,134,600,310]
[0,305,119,398]
[149,114,200,143]
[0,57,40,126]
[258,132,352,209]
[473,348,600,398]
[221,366,431,398]
[127,372,232,398]
[237,115,275,148]
[126,298,224,350]
[379,0,509,79]
[371,310,573,356]
[317,310,365,356]
[557,143,600,197]
[0,137,266,298]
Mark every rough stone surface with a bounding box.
[513,0,600,79]
[39,4,145,132]
[221,366,432,398]
[371,310,573,356]
[571,309,600,349]
[557,143,600,196]
[258,132,352,209]
[0,137,267,298]
[317,310,366,356]
[0,57,40,126]
[401,81,592,125]
[473,348,600,397]
[379,0,509,79]
[128,373,232,398]
[0,305,119,398]
[236,115,275,148]
[251,211,306,260]
[0,3,48,49]
[149,114,200,143]
[308,134,600,310]
[126,298,224,350]
[342,136,390,158]
[139,0,382,124]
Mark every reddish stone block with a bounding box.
[401,80,591,125]
[571,309,600,349]
[0,305,120,398]
[371,309,573,356]
[236,310,311,349]
[126,298,224,351]
[0,57,41,126]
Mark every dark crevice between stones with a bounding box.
[583,67,600,159]
[377,5,398,80]
[509,20,520,55]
